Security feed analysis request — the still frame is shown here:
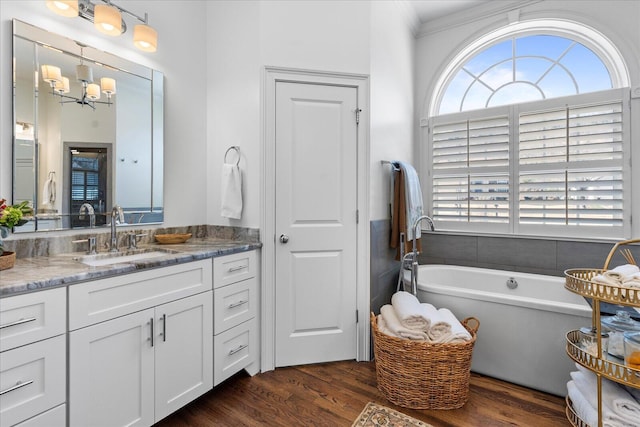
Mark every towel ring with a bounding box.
[224,146,241,166]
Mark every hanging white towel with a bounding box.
[221,163,243,219]
[42,175,56,205]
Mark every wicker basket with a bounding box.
[370,312,479,410]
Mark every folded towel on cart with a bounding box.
[391,291,431,331]
[572,365,640,425]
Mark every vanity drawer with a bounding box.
[214,277,257,334]
[0,287,66,352]
[214,318,257,386]
[14,404,65,427]
[69,259,212,330]
[0,335,66,427]
[213,251,256,289]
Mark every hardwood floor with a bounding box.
[155,361,569,427]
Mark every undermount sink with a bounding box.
[75,248,178,267]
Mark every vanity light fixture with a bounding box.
[46,1,79,17]
[45,0,158,53]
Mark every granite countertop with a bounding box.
[0,237,261,298]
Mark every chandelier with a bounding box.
[41,46,116,110]
[45,0,158,53]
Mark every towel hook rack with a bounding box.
[224,146,241,166]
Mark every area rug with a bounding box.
[351,401,433,427]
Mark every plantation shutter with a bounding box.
[518,100,624,228]
[431,115,509,225]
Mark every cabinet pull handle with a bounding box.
[162,314,167,342]
[228,265,247,273]
[228,344,248,356]
[0,380,34,396]
[0,317,37,329]
[227,300,247,309]
[149,318,154,347]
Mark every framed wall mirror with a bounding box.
[12,19,164,232]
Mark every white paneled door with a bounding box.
[274,81,358,367]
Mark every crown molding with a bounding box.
[416,0,542,38]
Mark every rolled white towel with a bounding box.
[604,264,640,281]
[593,274,622,287]
[379,305,428,340]
[621,272,640,288]
[422,303,451,342]
[572,367,640,425]
[391,291,430,331]
[437,308,472,343]
[377,314,398,338]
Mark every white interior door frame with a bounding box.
[261,66,370,372]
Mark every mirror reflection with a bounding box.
[12,20,163,232]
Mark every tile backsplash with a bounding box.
[3,225,260,259]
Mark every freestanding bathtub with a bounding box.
[405,264,592,396]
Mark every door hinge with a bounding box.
[356,209,359,224]
[356,310,359,323]
[355,108,362,125]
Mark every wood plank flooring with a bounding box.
[155,361,569,426]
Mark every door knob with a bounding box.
[279,234,289,244]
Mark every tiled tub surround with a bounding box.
[416,232,640,277]
[369,219,640,310]
[0,225,261,297]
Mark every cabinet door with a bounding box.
[69,309,154,427]
[155,292,213,422]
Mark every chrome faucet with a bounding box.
[109,205,124,252]
[79,203,95,228]
[408,215,435,295]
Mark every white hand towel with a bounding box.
[42,176,56,205]
[221,164,243,219]
[380,305,428,340]
[391,291,430,331]
[572,367,640,425]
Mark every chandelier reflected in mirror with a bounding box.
[41,46,116,110]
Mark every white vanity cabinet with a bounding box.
[68,259,213,427]
[213,250,260,385]
[0,287,67,427]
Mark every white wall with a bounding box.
[206,0,415,227]
[369,1,416,220]
[0,0,208,229]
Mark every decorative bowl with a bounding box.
[155,233,192,244]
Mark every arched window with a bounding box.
[426,20,631,239]
[439,34,613,114]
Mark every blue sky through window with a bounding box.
[439,34,613,114]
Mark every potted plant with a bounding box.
[0,198,31,270]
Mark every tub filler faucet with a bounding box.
[407,215,435,296]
